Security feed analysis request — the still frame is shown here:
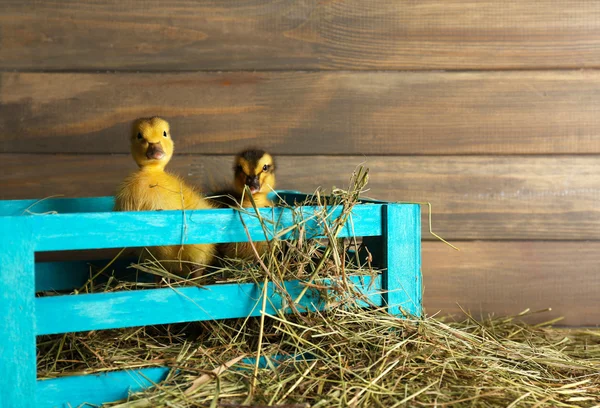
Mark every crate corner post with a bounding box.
[0,217,37,408]
[382,203,422,318]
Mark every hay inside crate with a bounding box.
[0,189,421,408]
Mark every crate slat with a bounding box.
[25,205,382,252]
[36,367,169,408]
[35,275,383,335]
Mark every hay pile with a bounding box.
[37,169,600,407]
[37,308,600,407]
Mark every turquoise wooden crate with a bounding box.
[0,191,421,408]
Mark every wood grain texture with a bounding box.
[423,241,600,327]
[3,71,600,155]
[2,154,600,240]
[3,1,600,70]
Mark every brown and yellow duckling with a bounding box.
[211,149,276,260]
[114,117,215,277]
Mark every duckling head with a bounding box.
[130,117,174,170]
[233,149,276,196]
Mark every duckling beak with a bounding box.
[146,143,165,160]
[245,175,261,194]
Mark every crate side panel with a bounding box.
[36,367,169,408]
[35,275,382,335]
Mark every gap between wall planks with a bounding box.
[3,1,600,71]
[2,154,600,241]
[422,241,600,328]
[3,71,600,155]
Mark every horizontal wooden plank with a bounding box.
[7,204,384,252]
[5,204,383,252]
[3,1,600,70]
[2,154,600,240]
[37,367,169,408]
[423,241,600,327]
[3,71,600,155]
[35,275,383,335]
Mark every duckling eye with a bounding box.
[163,130,168,138]
[137,132,143,140]
[235,165,243,173]
[262,164,269,172]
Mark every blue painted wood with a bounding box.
[0,219,37,408]
[25,205,382,252]
[35,275,383,335]
[37,366,169,408]
[381,204,422,317]
[0,193,421,407]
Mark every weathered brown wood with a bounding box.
[2,1,600,71]
[3,71,600,155]
[3,154,600,240]
[423,241,600,327]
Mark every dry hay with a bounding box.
[37,308,600,407]
[37,168,600,407]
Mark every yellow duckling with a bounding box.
[211,149,276,260]
[114,117,215,277]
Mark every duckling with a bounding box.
[210,149,276,260]
[114,117,215,277]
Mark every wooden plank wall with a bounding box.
[1,1,599,326]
